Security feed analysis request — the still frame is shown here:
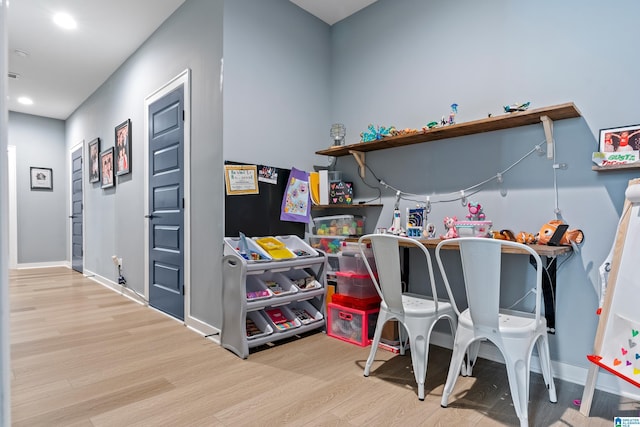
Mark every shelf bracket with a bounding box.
[540,115,554,159]
[349,150,366,178]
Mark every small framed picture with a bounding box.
[100,147,115,189]
[30,167,53,190]
[599,124,640,153]
[88,138,101,183]
[115,119,131,176]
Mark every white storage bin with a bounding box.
[224,237,272,262]
[289,300,324,325]
[286,269,322,292]
[245,275,273,301]
[258,271,299,297]
[264,306,302,332]
[246,311,273,340]
[275,235,319,258]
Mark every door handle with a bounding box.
[145,214,155,219]
[68,215,75,219]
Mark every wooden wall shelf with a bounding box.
[592,163,640,172]
[316,103,581,158]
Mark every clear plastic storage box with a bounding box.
[335,271,379,299]
[312,215,366,237]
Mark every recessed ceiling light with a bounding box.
[17,97,34,105]
[53,12,77,30]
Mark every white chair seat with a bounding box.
[458,309,542,335]
[383,294,453,317]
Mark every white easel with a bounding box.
[580,178,640,416]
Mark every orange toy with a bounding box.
[516,231,536,244]
[536,220,584,246]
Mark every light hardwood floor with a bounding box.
[9,267,638,426]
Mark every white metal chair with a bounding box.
[358,234,458,401]
[435,237,557,427]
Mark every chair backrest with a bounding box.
[358,234,453,315]
[436,237,543,329]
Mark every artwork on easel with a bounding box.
[587,314,640,388]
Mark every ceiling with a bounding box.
[7,0,377,121]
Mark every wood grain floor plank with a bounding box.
[10,267,636,426]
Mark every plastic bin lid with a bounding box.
[335,271,374,279]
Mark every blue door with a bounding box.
[71,147,83,273]
[148,86,185,320]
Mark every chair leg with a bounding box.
[501,343,532,427]
[410,333,428,400]
[364,312,390,377]
[462,339,481,377]
[441,328,472,407]
[536,334,557,403]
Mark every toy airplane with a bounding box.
[503,102,530,113]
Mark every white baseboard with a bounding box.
[16,260,70,269]
[186,316,220,344]
[430,331,640,401]
[83,269,147,306]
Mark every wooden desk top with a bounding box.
[353,237,572,257]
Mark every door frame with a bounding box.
[8,145,17,269]
[69,141,84,272]
[144,69,191,321]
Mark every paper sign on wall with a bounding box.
[224,164,259,195]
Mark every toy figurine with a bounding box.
[466,202,486,221]
[504,102,530,113]
[516,231,536,244]
[448,103,458,125]
[440,216,459,239]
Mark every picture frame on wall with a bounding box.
[101,147,115,189]
[115,119,131,176]
[599,124,640,153]
[88,137,101,183]
[30,167,53,190]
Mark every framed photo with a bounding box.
[30,167,53,190]
[115,118,131,176]
[100,147,115,189]
[88,138,101,183]
[599,124,640,153]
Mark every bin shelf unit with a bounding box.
[221,252,327,359]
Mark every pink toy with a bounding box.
[440,216,459,239]
[466,202,486,221]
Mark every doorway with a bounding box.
[70,144,83,273]
[144,70,191,321]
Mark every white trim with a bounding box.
[144,69,191,321]
[69,141,84,272]
[16,261,70,269]
[7,145,16,269]
[186,317,220,343]
[83,269,148,306]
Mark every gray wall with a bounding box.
[8,112,67,264]
[223,0,331,170]
[330,0,640,393]
[1,1,10,422]
[65,0,224,327]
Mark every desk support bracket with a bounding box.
[349,150,366,178]
[531,255,557,334]
[540,115,554,160]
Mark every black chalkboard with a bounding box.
[224,161,305,238]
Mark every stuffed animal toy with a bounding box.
[536,220,584,245]
[491,229,516,241]
[440,216,459,239]
[516,231,536,244]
